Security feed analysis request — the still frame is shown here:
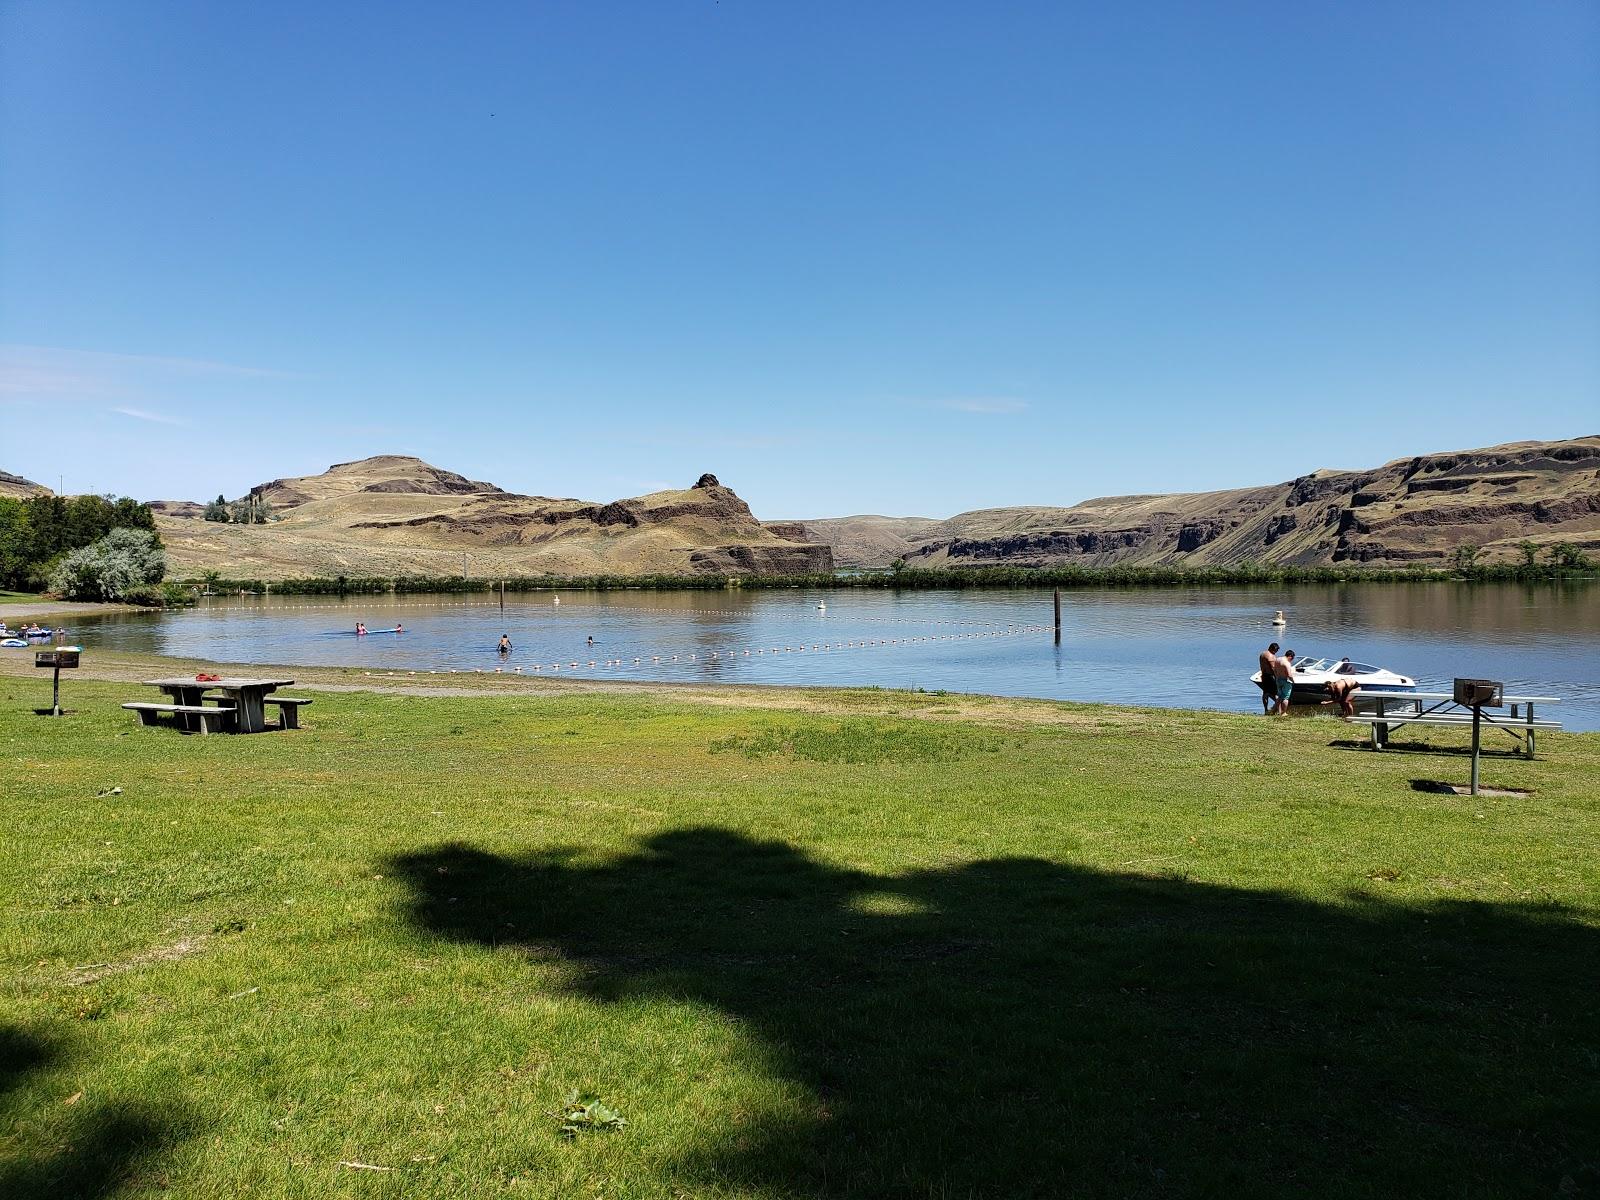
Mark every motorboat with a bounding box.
[1250,655,1416,706]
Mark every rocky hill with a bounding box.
[0,470,49,499]
[796,436,1600,568]
[152,459,832,579]
[251,455,507,510]
[765,515,942,567]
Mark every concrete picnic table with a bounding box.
[142,676,296,734]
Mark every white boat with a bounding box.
[1250,655,1416,706]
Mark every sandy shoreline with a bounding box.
[0,643,1137,728]
[0,598,144,622]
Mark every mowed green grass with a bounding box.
[2,679,1597,1199]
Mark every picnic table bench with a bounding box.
[1345,691,1562,758]
[121,701,236,735]
[130,676,298,734]
[265,696,313,729]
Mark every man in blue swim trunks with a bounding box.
[1272,649,1297,716]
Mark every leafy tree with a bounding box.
[1517,540,1540,567]
[252,496,272,524]
[203,495,230,522]
[0,493,160,590]
[47,528,166,600]
[1452,544,1481,570]
[1547,542,1592,570]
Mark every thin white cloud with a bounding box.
[1,343,296,379]
[0,344,298,407]
[940,398,1030,415]
[112,406,185,427]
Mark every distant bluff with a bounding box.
[785,436,1600,568]
[150,458,832,580]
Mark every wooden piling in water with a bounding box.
[1054,589,1061,644]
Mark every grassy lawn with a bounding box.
[2,678,1596,1198]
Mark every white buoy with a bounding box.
[1272,609,1287,625]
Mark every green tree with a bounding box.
[1546,542,1591,570]
[48,528,166,600]
[1517,540,1540,567]
[1452,544,1481,570]
[204,495,230,522]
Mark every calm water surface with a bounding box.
[52,583,1600,730]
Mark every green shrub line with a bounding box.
[177,559,1598,597]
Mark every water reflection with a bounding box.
[53,583,1600,730]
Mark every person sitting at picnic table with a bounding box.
[1323,675,1361,717]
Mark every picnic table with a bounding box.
[142,676,296,734]
[1346,690,1562,758]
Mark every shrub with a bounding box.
[47,528,166,601]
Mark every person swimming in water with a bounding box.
[586,635,595,646]
[394,623,404,633]
[356,622,367,636]
[498,634,512,654]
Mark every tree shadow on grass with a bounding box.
[0,1025,182,1200]
[388,831,1599,1199]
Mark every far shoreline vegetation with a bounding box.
[179,555,1599,600]
[2,492,1595,608]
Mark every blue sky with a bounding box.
[2,1,1596,517]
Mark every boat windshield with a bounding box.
[1337,661,1380,675]
[1293,656,1330,672]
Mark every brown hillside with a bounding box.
[0,470,49,499]
[896,437,1600,568]
[767,515,943,568]
[250,455,506,509]
[155,464,831,579]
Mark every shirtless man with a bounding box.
[1272,649,1297,716]
[1323,676,1360,717]
[1257,642,1280,714]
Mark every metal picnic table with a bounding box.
[142,676,296,734]
[1347,689,1563,758]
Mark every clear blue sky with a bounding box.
[2,1,1596,517]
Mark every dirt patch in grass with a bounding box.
[66,933,210,986]
[1410,779,1534,798]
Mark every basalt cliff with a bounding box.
[784,436,1600,569]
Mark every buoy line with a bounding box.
[356,623,1052,677]
[208,596,1026,628]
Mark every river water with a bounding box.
[46,583,1600,730]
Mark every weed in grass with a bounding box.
[553,1091,628,1140]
